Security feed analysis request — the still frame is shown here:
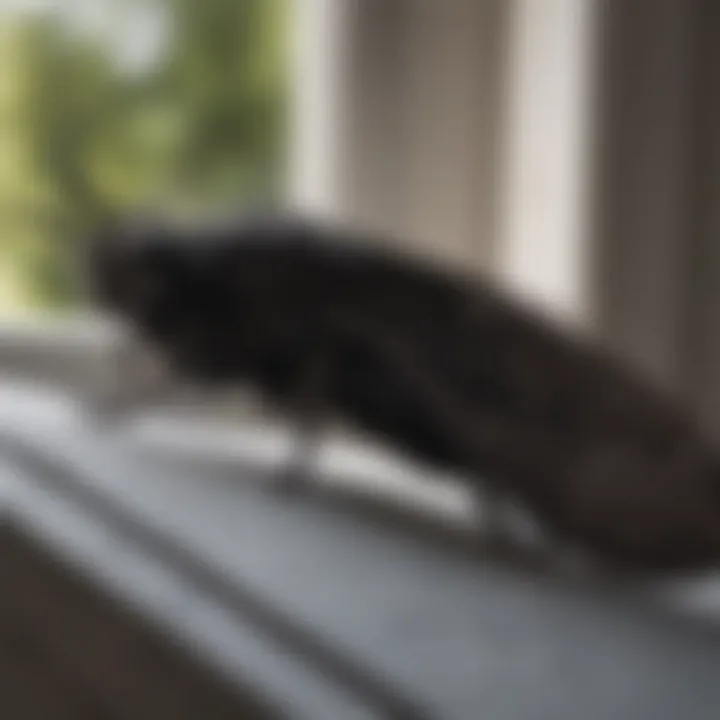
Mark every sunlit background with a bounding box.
[0,0,287,312]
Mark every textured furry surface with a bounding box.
[87,213,720,573]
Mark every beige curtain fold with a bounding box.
[591,0,720,441]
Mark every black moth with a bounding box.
[87,213,720,574]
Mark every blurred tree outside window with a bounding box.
[0,0,288,313]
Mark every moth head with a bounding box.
[86,214,188,334]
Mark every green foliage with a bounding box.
[0,0,287,311]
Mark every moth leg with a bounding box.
[83,330,136,423]
[475,484,511,543]
[86,332,176,428]
[467,483,527,559]
[274,349,330,493]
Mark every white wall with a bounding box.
[287,0,350,218]
[499,0,596,327]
